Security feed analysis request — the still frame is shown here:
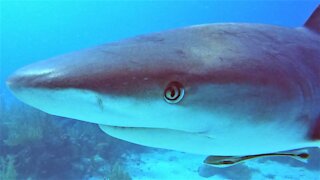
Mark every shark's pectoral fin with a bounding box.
[304,5,320,33]
[204,149,310,168]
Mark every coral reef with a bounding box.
[0,98,146,179]
[107,161,132,180]
[4,120,45,146]
[0,155,17,180]
[2,102,53,146]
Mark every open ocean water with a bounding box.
[1,1,320,179]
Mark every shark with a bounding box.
[6,5,320,166]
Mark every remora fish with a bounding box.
[6,6,320,166]
[204,148,309,167]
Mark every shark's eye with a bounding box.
[164,81,184,104]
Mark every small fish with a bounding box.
[204,149,310,168]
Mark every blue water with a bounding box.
[1,1,320,179]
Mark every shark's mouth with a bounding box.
[98,125,215,154]
[100,125,211,135]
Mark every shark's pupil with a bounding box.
[164,81,184,104]
[167,87,178,99]
[170,88,176,97]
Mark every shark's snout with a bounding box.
[6,61,64,110]
[6,74,18,90]
[7,64,53,91]
[6,62,105,123]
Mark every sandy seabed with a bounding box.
[124,150,320,180]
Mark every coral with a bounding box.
[107,161,132,180]
[4,120,44,146]
[0,155,17,180]
[0,99,147,179]
[2,103,52,146]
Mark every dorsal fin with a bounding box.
[304,5,320,33]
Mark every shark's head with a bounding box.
[7,24,315,155]
[6,29,218,132]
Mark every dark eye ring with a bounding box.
[164,81,184,104]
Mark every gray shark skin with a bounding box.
[7,6,320,157]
